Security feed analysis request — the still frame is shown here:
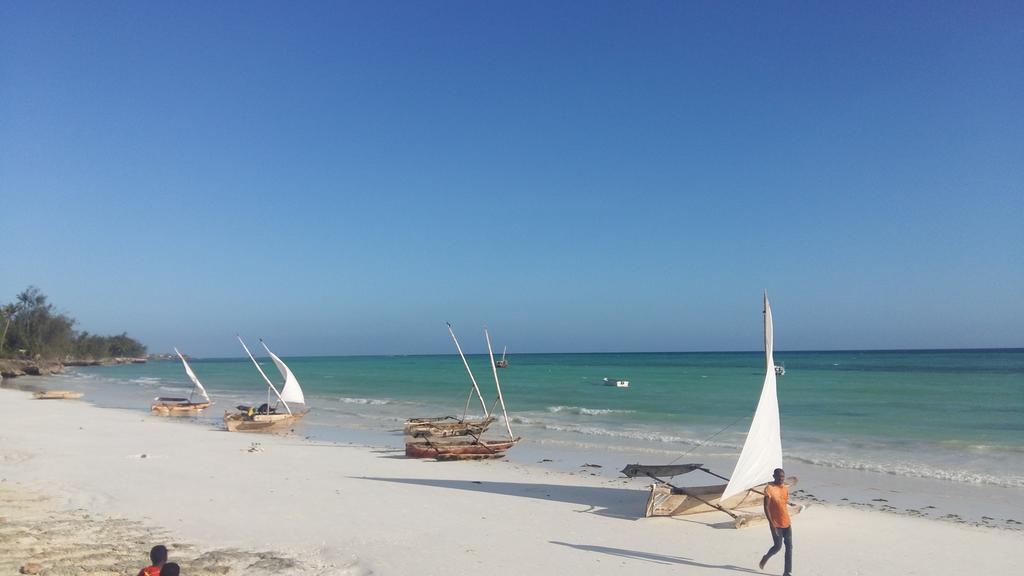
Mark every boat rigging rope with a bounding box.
[666,413,749,466]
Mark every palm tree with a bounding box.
[0,302,19,355]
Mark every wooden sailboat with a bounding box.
[151,348,213,414]
[406,327,520,460]
[33,390,83,400]
[224,337,308,433]
[494,346,508,368]
[621,293,802,527]
[404,322,494,439]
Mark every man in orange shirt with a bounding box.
[759,468,792,576]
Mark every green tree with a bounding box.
[1,286,146,361]
[0,303,18,355]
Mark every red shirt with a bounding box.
[138,566,161,576]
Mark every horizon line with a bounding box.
[161,346,1024,361]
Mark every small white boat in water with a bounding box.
[604,377,629,388]
[774,363,785,376]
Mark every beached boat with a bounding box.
[33,390,83,400]
[604,377,629,388]
[151,348,213,414]
[403,322,494,439]
[621,293,802,527]
[405,437,518,459]
[405,415,495,438]
[406,327,520,460]
[224,337,308,433]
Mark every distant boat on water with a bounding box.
[494,346,509,369]
[604,377,629,388]
[774,363,785,376]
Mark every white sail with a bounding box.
[721,293,783,501]
[238,336,291,414]
[262,341,306,405]
[174,347,210,402]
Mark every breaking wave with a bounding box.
[788,454,1024,488]
[546,406,635,416]
[338,397,390,406]
[536,422,739,449]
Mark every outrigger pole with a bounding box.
[485,327,515,440]
[447,322,489,420]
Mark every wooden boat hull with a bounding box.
[152,401,212,415]
[405,437,519,459]
[404,416,494,438]
[33,391,83,400]
[224,410,307,432]
[644,476,798,518]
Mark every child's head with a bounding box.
[160,562,180,576]
[150,545,168,566]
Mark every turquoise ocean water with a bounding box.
[49,348,1024,491]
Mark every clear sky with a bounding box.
[2,1,1021,357]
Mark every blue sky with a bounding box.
[1,1,1021,357]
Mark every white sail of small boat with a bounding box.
[262,340,305,406]
[176,347,211,404]
[224,336,308,432]
[722,294,783,501]
[151,348,213,414]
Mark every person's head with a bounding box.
[150,545,168,566]
[160,562,180,576]
[772,468,785,484]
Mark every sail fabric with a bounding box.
[175,348,210,402]
[722,296,783,501]
[263,345,306,405]
[238,336,289,412]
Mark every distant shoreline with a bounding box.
[0,357,146,379]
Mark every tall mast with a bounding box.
[448,322,489,418]
[485,327,514,440]
[764,291,768,371]
[237,335,291,415]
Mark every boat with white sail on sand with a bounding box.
[620,293,803,527]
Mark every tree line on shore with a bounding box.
[0,286,146,361]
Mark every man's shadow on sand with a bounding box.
[550,541,762,574]
[358,476,648,520]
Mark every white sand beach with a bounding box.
[1,388,1020,576]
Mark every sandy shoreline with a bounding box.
[1,387,1021,575]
